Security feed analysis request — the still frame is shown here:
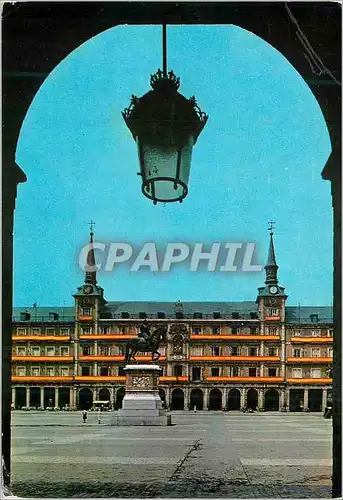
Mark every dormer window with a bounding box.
[121,312,130,319]
[139,312,147,319]
[49,312,59,321]
[310,314,319,323]
[232,312,240,319]
[82,307,91,316]
[250,312,258,319]
[213,312,221,319]
[270,308,279,316]
[193,312,202,319]
[157,312,165,319]
[20,312,30,321]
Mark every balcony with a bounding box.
[290,337,333,343]
[205,376,284,383]
[12,356,74,362]
[160,376,189,382]
[11,376,73,382]
[287,357,332,363]
[189,356,280,362]
[287,378,332,384]
[12,335,70,342]
[79,334,136,340]
[190,335,280,341]
[264,316,281,321]
[79,355,166,362]
[74,376,125,382]
[78,315,93,321]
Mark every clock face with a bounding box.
[269,286,278,295]
[83,285,93,295]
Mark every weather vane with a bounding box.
[268,220,275,235]
[88,220,95,234]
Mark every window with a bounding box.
[17,366,26,376]
[32,328,41,335]
[193,327,201,334]
[250,326,258,335]
[328,348,333,358]
[213,312,221,319]
[211,367,220,377]
[191,346,203,356]
[192,367,201,381]
[268,347,276,356]
[20,312,30,321]
[100,345,110,356]
[139,312,147,319]
[102,326,110,334]
[232,312,240,319]
[268,368,277,377]
[328,329,333,337]
[17,347,26,356]
[118,366,125,376]
[17,328,27,335]
[270,308,279,316]
[292,368,302,378]
[46,367,54,376]
[231,346,239,356]
[82,327,91,335]
[49,312,59,321]
[231,326,240,335]
[82,345,90,356]
[311,330,321,337]
[311,368,321,379]
[100,366,109,376]
[174,365,183,377]
[311,348,320,357]
[46,346,55,356]
[120,345,127,355]
[293,349,302,357]
[31,346,40,356]
[31,367,40,376]
[212,327,220,335]
[230,366,239,377]
[193,312,202,319]
[82,307,91,316]
[249,347,257,356]
[81,366,90,376]
[121,326,127,334]
[60,346,69,356]
[60,367,69,377]
[46,328,55,336]
[310,314,319,323]
[249,368,257,377]
[212,346,220,356]
[157,312,165,319]
[61,328,70,335]
[269,327,278,335]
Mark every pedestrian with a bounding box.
[82,409,87,423]
[98,408,101,424]
[193,405,197,413]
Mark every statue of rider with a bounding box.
[138,319,152,348]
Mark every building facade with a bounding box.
[11,231,333,412]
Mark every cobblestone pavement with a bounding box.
[10,411,332,498]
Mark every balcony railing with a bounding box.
[12,335,70,341]
[12,356,73,362]
[290,337,333,343]
[190,334,280,341]
[13,316,75,323]
[189,356,280,362]
[287,378,332,384]
[287,357,332,363]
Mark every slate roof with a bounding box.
[13,303,333,323]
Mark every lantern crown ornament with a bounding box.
[122,26,208,205]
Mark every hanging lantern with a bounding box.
[122,26,208,205]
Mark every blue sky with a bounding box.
[14,25,332,307]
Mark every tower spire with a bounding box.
[265,221,278,285]
[85,221,97,285]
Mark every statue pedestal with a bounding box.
[111,364,171,426]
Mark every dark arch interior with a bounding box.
[78,388,93,410]
[227,388,241,410]
[209,389,222,410]
[171,388,184,410]
[115,387,125,409]
[247,389,258,410]
[190,389,204,410]
[264,389,279,411]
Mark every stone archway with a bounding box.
[264,389,280,411]
[227,388,241,410]
[171,388,184,410]
[190,389,204,410]
[209,389,222,410]
[247,388,258,410]
[14,387,26,409]
[98,387,111,402]
[78,388,93,410]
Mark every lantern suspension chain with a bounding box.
[162,24,167,77]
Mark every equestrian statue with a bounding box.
[125,320,167,363]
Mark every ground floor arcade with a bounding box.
[12,384,332,412]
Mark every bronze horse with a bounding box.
[125,325,167,363]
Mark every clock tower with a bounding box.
[256,223,288,322]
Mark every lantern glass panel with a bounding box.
[139,136,193,202]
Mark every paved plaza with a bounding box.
[10,411,332,498]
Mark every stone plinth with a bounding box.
[110,364,171,426]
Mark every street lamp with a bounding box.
[122,25,208,205]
